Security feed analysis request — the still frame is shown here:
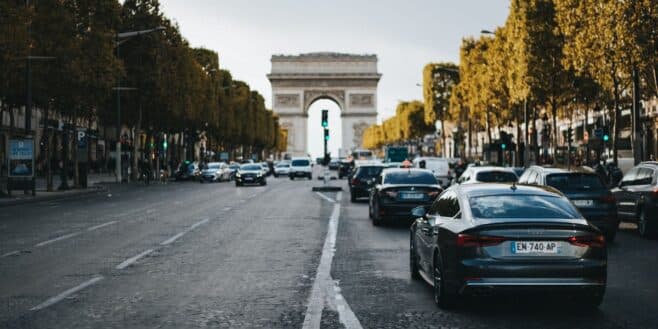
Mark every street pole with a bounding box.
[523,98,529,168]
[632,66,642,165]
[116,34,122,183]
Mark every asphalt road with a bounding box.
[1,171,657,329]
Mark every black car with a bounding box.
[328,159,340,170]
[338,160,353,179]
[519,166,618,241]
[612,162,658,238]
[369,169,442,226]
[235,164,267,186]
[349,164,385,202]
[410,183,607,309]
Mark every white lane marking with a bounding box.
[336,192,342,202]
[146,208,156,214]
[160,232,186,246]
[160,218,210,246]
[30,276,103,311]
[87,220,118,232]
[1,250,20,258]
[116,249,154,270]
[302,203,363,329]
[35,232,81,248]
[315,192,336,204]
[223,207,232,211]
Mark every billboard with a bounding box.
[8,138,34,178]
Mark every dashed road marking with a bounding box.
[35,232,81,248]
[223,207,232,211]
[1,250,20,258]
[87,220,118,232]
[116,249,154,270]
[160,218,210,246]
[146,208,156,214]
[30,276,104,311]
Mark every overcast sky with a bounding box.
[157,0,509,157]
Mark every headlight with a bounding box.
[236,172,241,178]
[257,173,262,177]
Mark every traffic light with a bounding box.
[163,139,168,150]
[321,109,328,128]
[324,128,329,141]
[567,127,573,144]
[602,126,610,142]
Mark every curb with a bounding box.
[0,184,109,208]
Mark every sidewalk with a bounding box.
[0,173,117,207]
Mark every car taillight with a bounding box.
[351,178,358,185]
[381,190,398,198]
[599,195,616,204]
[427,190,440,198]
[456,234,505,247]
[568,235,605,248]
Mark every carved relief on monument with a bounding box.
[303,90,345,111]
[280,122,294,148]
[349,94,374,106]
[352,122,370,148]
[274,94,300,107]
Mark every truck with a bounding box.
[385,146,408,163]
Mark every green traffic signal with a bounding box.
[603,134,609,142]
[501,143,506,150]
[321,109,328,128]
[163,140,168,149]
[324,128,329,141]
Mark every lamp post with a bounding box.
[114,26,165,183]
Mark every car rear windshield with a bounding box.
[476,171,518,183]
[241,165,261,171]
[356,166,383,178]
[292,160,310,166]
[208,164,220,169]
[383,171,437,185]
[546,173,605,190]
[276,163,289,167]
[424,160,448,173]
[469,194,581,219]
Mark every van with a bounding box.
[413,157,451,188]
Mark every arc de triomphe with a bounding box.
[267,52,381,156]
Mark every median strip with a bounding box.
[30,276,104,311]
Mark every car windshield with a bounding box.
[277,163,289,167]
[424,160,448,173]
[546,173,605,190]
[383,171,437,185]
[475,171,518,183]
[356,166,384,178]
[469,194,581,219]
[292,160,309,166]
[207,164,220,169]
[241,165,261,171]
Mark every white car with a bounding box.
[455,166,518,184]
[413,157,451,188]
[289,157,313,180]
[200,162,231,183]
[274,162,290,177]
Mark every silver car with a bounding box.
[200,162,231,183]
[274,162,291,177]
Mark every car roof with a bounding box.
[454,183,563,198]
[467,166,516,173]
[383,168,433,175]
[528,165,568,174]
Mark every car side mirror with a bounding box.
[411,206,427,219]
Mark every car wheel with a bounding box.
[350,192,356,203]
[290,176,294,180]
[577,290,605,310]
[410,234,421,280]
[372,201,382,226]
[606,229,617,243]
[638,209,656,238]
[433,253,457,309]
[261,180,267,186]
[274,174,278,178]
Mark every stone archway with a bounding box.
[267,52,381,156]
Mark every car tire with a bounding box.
[638,208,657,238]
[410,234,421,280]
[606,229,617,243]
[577,290,605,310]
[261,180,266,186]
[274,174,278,178]
[372,202,382,226]
[433,253,457,309]
[350,192,356,203]
[290,176,294,180]
[235,182,241,187]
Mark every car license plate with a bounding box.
[245,177,253,181]
[400,193,424,200]
[573,200,593,207]
[511,241,559,254]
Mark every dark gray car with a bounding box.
[410,184,607,309]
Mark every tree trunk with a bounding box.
[551,100,558,165]
[533,105,540,164]
[44,105,53,191]
[486,108,492,145]
[584,105,590,165]
[440,117,446,157]
[516,104,522,166]
[72,113,80,189]
[612,78,621,165]
[467,117,472,159]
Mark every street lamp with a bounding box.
[114,26,165,183]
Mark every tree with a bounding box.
[423,62,459,156]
